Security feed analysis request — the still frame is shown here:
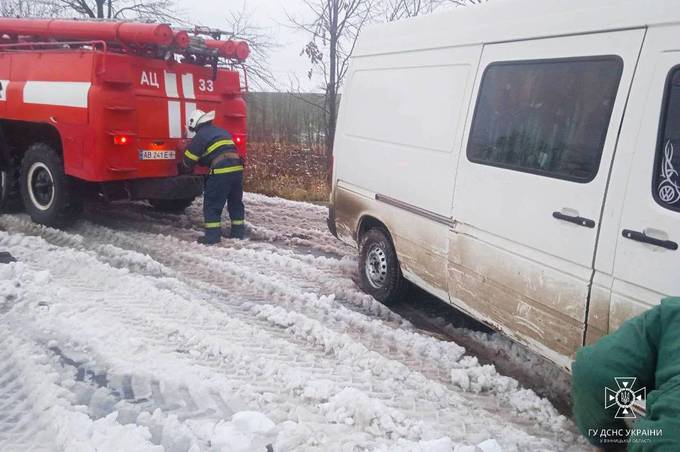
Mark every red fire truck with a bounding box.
[0,18,249,226]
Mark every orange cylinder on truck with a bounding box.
[205,39,250,61]
[0,18,174,46]
[173,30,190,49]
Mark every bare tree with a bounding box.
[383,0,486,21]
[57,0,181,22]
[0,0,61,17]
[289,0,373,164]
[382,0,439,21]
[0,0,182,22]
[224,4,277,92]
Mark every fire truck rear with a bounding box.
[0,18,248,226]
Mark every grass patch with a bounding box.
[244,142,330,203]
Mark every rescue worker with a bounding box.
[179,110,245,244]
[572,297,680,451]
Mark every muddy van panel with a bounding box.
[584,281,612,346]
[446,263,580,370]
[335,183,450,299]
[334,182,377,243]
[447,227,586,364]
[449,29,643,363]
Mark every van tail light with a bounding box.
[113,135,130,146]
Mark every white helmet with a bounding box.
[187,109,215,132]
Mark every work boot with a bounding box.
[229,224,245,240]
[0,252,16,264]
[197,235,221,245]
[197,228,222,245]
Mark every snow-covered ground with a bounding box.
[0,194,587,452]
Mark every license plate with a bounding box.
[139,150,176,160]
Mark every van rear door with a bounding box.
[449,29,645,367]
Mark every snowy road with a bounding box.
[0,194,587,452]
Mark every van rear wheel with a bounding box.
[358,228,405,305]
[20,143,80,227]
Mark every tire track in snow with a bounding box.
[0,331,63,452]
[0,230,578,451]
[2,215,466,402]
[1,213,400,329]
[5,214,500,395]
[85,193,353,259]
[0,295,161,452]
[0,217,582,450]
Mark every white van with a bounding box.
[327,0,680,369]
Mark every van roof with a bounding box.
[355,0,680,57]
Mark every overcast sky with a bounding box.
[176,0,320,92]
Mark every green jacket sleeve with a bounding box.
[571,303,660,447]
[629,298,680,452]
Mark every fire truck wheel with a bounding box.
[148,197,196,213]
[20,143,76,226]
[358,227,405,305]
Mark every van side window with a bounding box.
[467,57,623,182]
[654,68,680,212]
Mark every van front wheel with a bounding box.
[358,228,404,305]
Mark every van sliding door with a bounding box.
[448,29,645,368]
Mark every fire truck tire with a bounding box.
[148,197,196,213]
[20,143,79,226]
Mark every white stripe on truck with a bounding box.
[168,100,182,138]
[181,73,195,99]
[0,80,8,101]
[164,71,178,98]
[23,81,90,108]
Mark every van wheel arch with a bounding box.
[357,215,391,242]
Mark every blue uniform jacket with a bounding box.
[182,124,241,171]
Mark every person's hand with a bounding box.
[175,139,188,152]
[177,161,192,175]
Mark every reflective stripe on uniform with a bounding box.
[231,220,245,225]
[211,165,244,175]
[184,150,200,161]
[205,139,235,156]
[205,222,221,228]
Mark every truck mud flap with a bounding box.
[326,203,338,237]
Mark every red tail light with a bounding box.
[232,134,246,156]
[113,135,130,146]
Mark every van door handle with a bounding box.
[552,211,595,228]
[622,229,678,251]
